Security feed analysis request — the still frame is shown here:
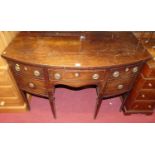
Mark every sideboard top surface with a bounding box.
[2,32,152,68]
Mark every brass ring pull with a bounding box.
[113,71,120,78]
[0,101,5,106]
[15,64,20,72]
[132,66,138,73]
[92,74,100,80]
[34,70,41,77]
[117,84,124,90]
[54,73,61,80]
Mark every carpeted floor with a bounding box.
[0,88,155,123]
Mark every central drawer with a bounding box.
[48,69,106,81]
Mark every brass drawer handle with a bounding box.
[125,67,129,72]
[80,35,86,41]
[92,73,100,80]
[141,94,145,98]
[134,104,139,108]
[148,83,152,87]
[34,70,41,77]
[132,66,138,73]
[0,101,5,106]
[54,73,61,80]
[148,105,152,109]
[117,84,124,90]
[15,64,20,72]
[24,67,28,71]
[145,40,149,43]
[28,82,35,88]
[74,73,80,77]
[113,71,120,78]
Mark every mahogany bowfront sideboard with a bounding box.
[1,32,152,118]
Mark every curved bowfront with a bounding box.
[1,32,152,118]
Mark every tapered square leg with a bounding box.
[94,97,102,119]
[48,92,56,119]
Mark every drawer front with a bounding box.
[0,97,23,106]
[143,79,155,89]
[9,61,44,79]
[0,85,17,97]
[130,101,155,111]
[109,64,140,80]
[15,75,47,96]
[136,90,155,100]
[144,69,155,78]
[103,78,132,97]
[142,62,155,78]
[48,69,106,81]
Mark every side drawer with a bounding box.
[9,61,44,79]
[103,77,133,97]
[108,64,140,80]
[15,75,47,96]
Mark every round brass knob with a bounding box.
[92,73,100,80]
[80,35,86,40]
[141,94,145,98]
[113,71,120,78]
[117,84,124,90]
[0,101,5,106]
[15,64,20,72]
[75,73,80,77]
[24,67,28,71]
[28,82,35,88]
[34,70,41,77]
[54,73,61,80]
[145,40,149,43]
[148,105,152,109]
[125,68,129,72]
[3,51,6,55]
[148,83,152,87]
[132,66,138,73]
[134,104,138,108]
